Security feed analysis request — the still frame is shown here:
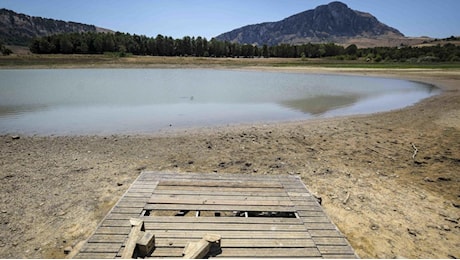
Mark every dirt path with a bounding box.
[0,68,459,258]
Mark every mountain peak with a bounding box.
[216,1,404,46]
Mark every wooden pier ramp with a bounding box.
[75,171,357,258]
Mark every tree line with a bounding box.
[29,32,460,62]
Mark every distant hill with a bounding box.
[0,8,112,46]
[216,1,408,47]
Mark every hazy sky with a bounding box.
[2,0,459,39]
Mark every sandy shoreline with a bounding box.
[0,67,459,258]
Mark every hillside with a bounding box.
[0,8,112,46]
[216,1,408,47]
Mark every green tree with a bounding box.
[262,44,269,58]
[0,41,12,55]
[345,44,358,56]
[59,35,74,54]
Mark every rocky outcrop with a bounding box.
[215,1,404,45]
[0,8,111,45]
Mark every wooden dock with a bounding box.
[75,171,357,258]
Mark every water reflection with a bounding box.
[280,95,360,115]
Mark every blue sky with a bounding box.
[2,0,459,39]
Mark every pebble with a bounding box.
[407,229,418,236]
[424,177,434,182]
[11,135,20,140]
[370,224,379,230]
[63,246,72,255]
[437,177,452,182]
[443,225,451,231]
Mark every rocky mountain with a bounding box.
[0,8,112,46]
[216,1,404,46]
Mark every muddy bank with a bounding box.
[0,68,459,258]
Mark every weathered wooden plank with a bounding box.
[297,210,328,217]
[116,201,146,208]
[117,196,150,202]
[104,213,142,220]
[94,226,132,235]
[142,216,302,224]
[110,207,144,214]
[317,245,356,255]
[101,218,306,229]
[74,252,117,259]
[219,247,322,257]
[323,254,357,259]
[294,205,324,211]
[158,179,283,188]
[287,192,312,197]
[144,203,296,212]
[144,222,306,231]
[127,188,155,193]
[153,189,289,197]
[123,192,153,198]
[149,247,322,258]
[298,216,330,223]
[129,183,160,188]
[154,238,316,248]
[313,237,350,246]
[289,200,318,206]
[141,171,282,181]
[303,223,337,230]
[80,242,122,253]
[308,229,344,237]
[154,185,285,193]
[149,194,292,201]
[88,234,127,243]
[144,230,311,239]
[100,219,131,227]
[148,197,294,206]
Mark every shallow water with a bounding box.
[0,68,438,135]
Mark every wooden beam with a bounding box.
[182,234,221,259]
[121,218,144,259]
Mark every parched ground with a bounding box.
[0,68,459,258]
